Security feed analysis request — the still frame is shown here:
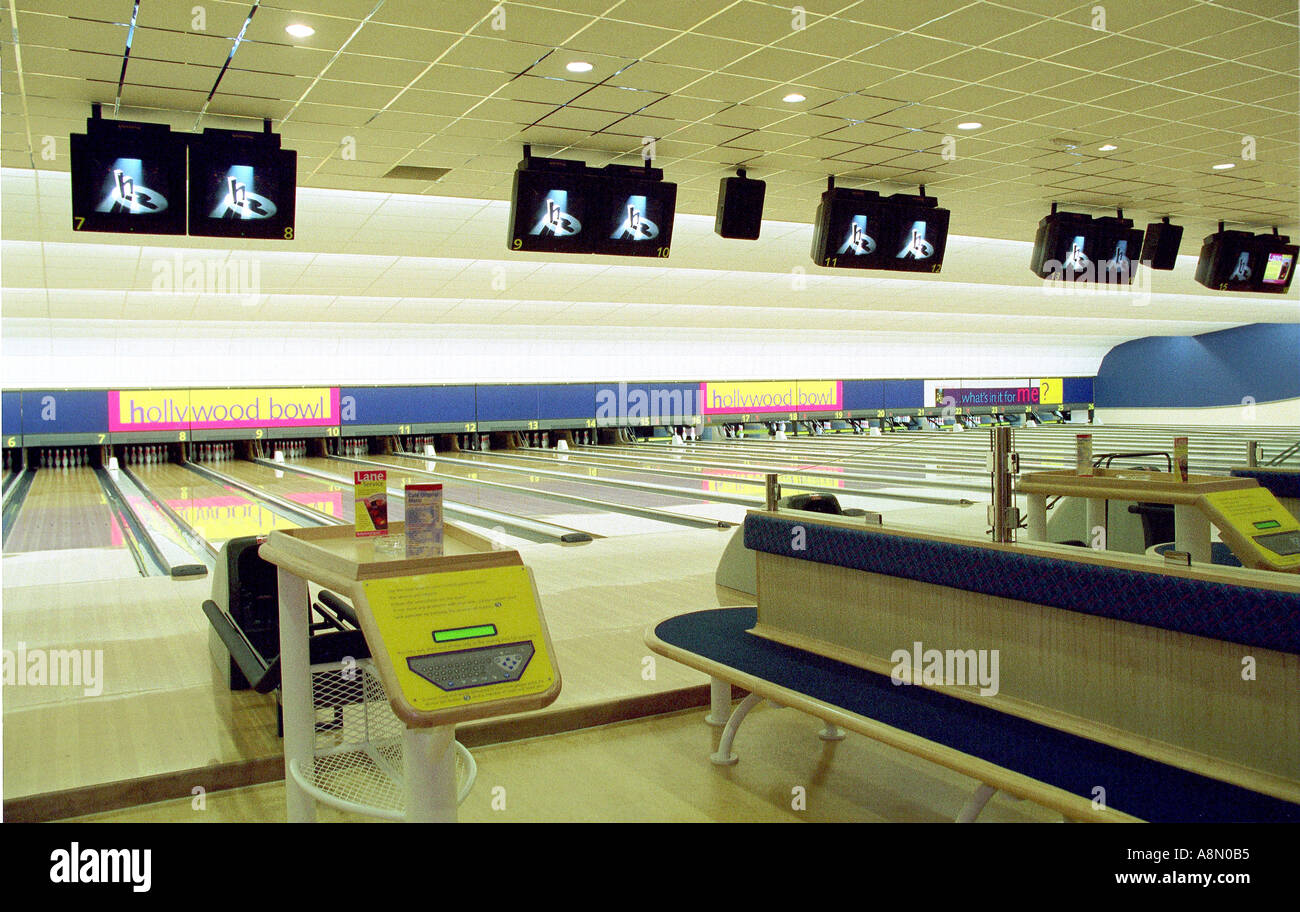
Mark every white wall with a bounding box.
[1,319,1113,389]
[1095,398,1300,427]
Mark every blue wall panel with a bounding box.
[597,382,701,421]
[842,380,885,411]
[340,385,475,426]
[883,379,925,409]
[476,385,539,422]
[2,391,21,437]
[1062,377,1094,404]
[1095,324,1300,408]
[537,384,596,421]
[20,390,108,435]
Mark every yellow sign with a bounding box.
[702,380,842,415]
[360,566,558,712]
[109,387,339,431]
[1039,378,1063,405]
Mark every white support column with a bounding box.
[1174,504,1212,564]
[403,726,458,823]
[1025,493,1047,541]
[1086,498,1106,543]
[277,567,316,823]
[706,677,731,726]
[955,783,997,823]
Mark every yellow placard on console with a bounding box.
[1200,487,1300,572]
[360,565,558,713]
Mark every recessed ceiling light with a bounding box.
[782,92,806,103]
[1212,162,1235,170]
[285,23,315,38]
[1098,144,1117,152]
[566,61,594,73]
[956,122,982,130]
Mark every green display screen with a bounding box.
[1253,520,1282,530]
[433,624,497,643]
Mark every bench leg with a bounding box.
[705,677,732,727]
[817,722,846,742]
[711,693,764,767]
[955,783,997,823]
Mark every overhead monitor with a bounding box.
[1253,236,1297,294]
[1195,230,1261,292]
[880,193,951,273]
[810,188,890,270]
[507,157,597,254]
[69,116,187,235]
[188,128,298,240]
[1030,211,1097,281]
[1092,216,1144,285]
[590,166,677,258]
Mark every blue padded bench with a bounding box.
[651,607,1300,823]
[646,512,1300,823]
[1230,468,1300,501]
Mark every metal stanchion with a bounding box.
[988,427,1020,543]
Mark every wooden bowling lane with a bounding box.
[209,457,363,525]
[2,466,119,553]
[376,451,731,514]
[345,454,698,536]
[128,461,302,548]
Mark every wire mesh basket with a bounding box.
[290,659,474,819]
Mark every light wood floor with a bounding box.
[61,704,1062,823]
[2,528,743,800]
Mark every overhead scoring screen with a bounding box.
[70,118,187,235]
[509,163,595,253]
[592,175,677,258]
[188,129,298,240]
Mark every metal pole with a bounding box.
[989,427,1019,542]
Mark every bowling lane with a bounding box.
[3,467,121,553]
[127,461,302,549]
[468,445,987,499]
[346,454,729,532]
[202,457,360,525]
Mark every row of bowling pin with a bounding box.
[3,449,21,471]
[720,424,746,438]
[124,445,168,465]
[458,434,489,451]
[337,438,368,456]
[523,432,550,448]
[402,436,436,453]
[39,447,92,468]
[276,440,308,460]
[193,442,237,461]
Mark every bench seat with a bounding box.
[650,606,1300,823]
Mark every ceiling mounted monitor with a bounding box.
[878,192,951,273]
[1205,231,1298,295]
[1195,229,1265,293]
[69,114,187,236]
[810,187,890,270]
[1091,215,1144,285]
[507,155,598,254]
[1030,210,1097,281]
[187,126,298,240]
[590,163,677,259]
